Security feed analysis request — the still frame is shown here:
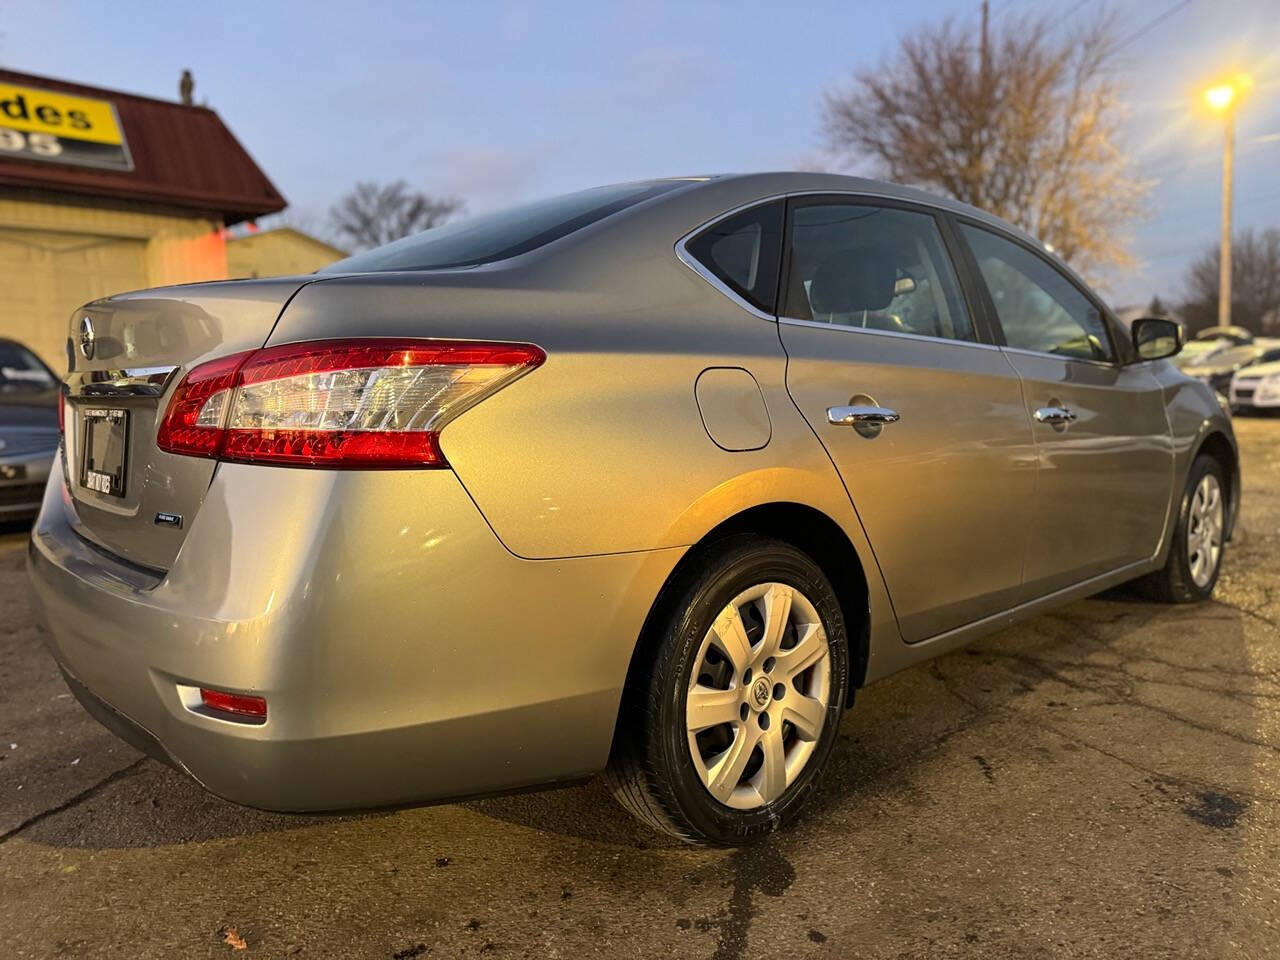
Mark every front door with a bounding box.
[956,222,1174,593]
[778,199,1037,642]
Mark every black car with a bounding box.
[0,339,59,521]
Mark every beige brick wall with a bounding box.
[227,228,346,279]
[0,187,227,372]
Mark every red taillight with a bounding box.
[58,392,65,436]
[199,687,267,721]
[156,350,253,459]
[155,339,544,468]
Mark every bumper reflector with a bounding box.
[199,687,267,721]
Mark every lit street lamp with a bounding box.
[1203,75,1251,328]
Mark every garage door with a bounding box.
[0,228,148,374]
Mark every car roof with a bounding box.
[703,172,1031,236]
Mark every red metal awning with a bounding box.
[0,69,286,225]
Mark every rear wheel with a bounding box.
[1138,454,1227,603]
[607,537,849,845]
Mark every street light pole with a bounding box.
[1218,104,1234,328]
[1204,75,1250,329]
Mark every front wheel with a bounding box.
[1138,454,1227,603]
[607,537,849,845]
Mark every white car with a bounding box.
[1230,357,1280,412]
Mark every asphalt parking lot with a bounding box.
[2,417,1278,960]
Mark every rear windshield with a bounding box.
[0,341,55,393]
[323,180,689,273]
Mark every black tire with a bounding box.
[606,536,849,845]
[1136,454,1227,603]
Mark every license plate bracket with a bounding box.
[81,407,129,497]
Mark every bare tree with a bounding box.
[328,181,463,251]
[822,6,1147,280]
[1181,228,1280,334]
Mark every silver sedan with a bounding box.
[28,174,1238,844]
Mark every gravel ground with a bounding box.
[1,416,1278,959]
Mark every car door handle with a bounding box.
[1033,406,1077,424]
[827,405,901,426]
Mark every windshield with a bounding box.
[324,180,691,274]
[0,341,55,393]
[1210,346,1261,367]
[1175,340,1225,366]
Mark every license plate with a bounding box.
[81,408,129,497]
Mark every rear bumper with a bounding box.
[28,454,678,811]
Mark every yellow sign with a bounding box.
[0,83,131,170]
[0,84,123,145]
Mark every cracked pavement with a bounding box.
[2,417,1278,959]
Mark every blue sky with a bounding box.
[2,0,1277,307]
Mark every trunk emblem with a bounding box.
[78,316,96,360]
[154,512,183,529]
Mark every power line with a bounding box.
[1114,0,1195,51]
[1046,0,1094,32]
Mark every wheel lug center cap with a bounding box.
[747,677,772,712]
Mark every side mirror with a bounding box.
[1133,317,1182,361]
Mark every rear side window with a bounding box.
[782,203,976,342]
[959,224,1113,362]
[325,180,687,273]
[684,202,783,314]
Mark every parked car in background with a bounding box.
[0,338,59,522]
[1229,352,1280,413]
[27,173,1240,844]
[1173,337,1231,371]
[1194,325,1254,346]
[1181,341,1280,394]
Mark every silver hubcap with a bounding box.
[1187,473,1224,588]
[685,582,831,810]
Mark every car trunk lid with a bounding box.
[64,278,313,571]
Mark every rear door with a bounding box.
[955,221,1174,593]
[778,197,1037,643]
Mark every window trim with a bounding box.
[679,199,784,318]
[774,194,999,348]
[675,199,786,323]
[674,188,1111,359]
[950,214,1122,368]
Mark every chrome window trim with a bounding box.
[674,198,783,323]
[778,316,1002,353]
[67,365,179,398]
[676,190,969,322]
[999,344,1120,370]
[674,187,1081,341]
